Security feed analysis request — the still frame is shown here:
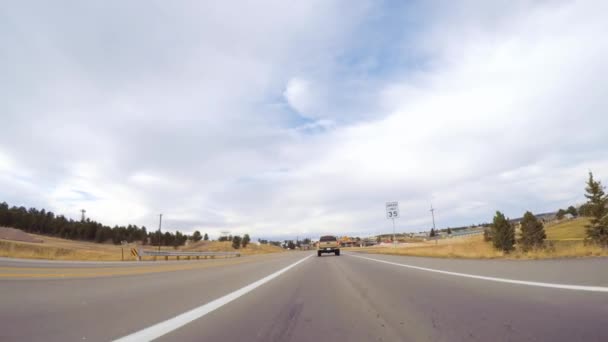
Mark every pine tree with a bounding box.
[556,209,566,220]
[519,211,546,251]
[232,235,242,249]
[242,234,251,248]
[192,230,202,242]
[429,228,436,237]
[203,233,209,241]
[492,211,515,252]
[584,172,608,247]
[483,227,492,242]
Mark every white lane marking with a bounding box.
[349,254,608,293]
[114,254,313,342]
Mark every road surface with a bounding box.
[0,252,607,341]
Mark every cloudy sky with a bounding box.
[1,1,607,240]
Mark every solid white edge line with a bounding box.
[348,254,608,293]
[113,254,314,342]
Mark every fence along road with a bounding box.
[135,248,241,261]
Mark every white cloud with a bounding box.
[1,1,607,239]
[283,77,326,119]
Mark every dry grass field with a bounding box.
[356,218,607,259]
[185,241,285,255]
[356,235,607,259]
[545,217,589,240]
[0,232,284,261]
[0,238,127,261]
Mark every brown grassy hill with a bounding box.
[184,241,284,255]
[0,229,283,260]
[544,217,589,240]
[0,227,43,243]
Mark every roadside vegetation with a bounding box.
[0,203,283,260]
[0,234,132,261]
[360,172,608,259]
[357,234,608,259]
[0,233,284,261]
[0,201,191,247]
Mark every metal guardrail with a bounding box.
[134,249,240,261]
[448,230,485,238]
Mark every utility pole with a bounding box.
[158,214,163,252]
[430,204,437,245]
[392,217,396,248]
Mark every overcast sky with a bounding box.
[1,1,607,240]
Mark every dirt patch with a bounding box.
[0,227,43,243]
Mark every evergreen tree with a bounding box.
[203,233,209,241]
[141,226,148,245]
[429,228,436,237]
[492,211,515,252]
[192,230,202,242]
[446,227,452,235]
[579,203,591,216]
[584,172,608,247]
[483,227,492,242]
[556,209,566,220]
[519,211,546,251]
[242,234,251,248]
[232,235,242,249]
[566,206,578,217]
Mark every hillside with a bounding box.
[0,229,284,260]
[545,217,589,240]
[356,217,605,259]
[184,241,284,255]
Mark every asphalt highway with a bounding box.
[1,252,607,341]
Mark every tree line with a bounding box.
[488,172,608,252]
[0,202,207,247]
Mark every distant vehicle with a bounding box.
[317,235,340,256]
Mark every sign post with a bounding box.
[386,202,399,248]
[121,240,128,261]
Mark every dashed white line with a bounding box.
[349,254,608,293]
[114,254,313,342]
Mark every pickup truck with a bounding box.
[317,235,340,256]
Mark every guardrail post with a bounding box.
[138,250,240,260]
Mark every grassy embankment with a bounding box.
[355,217,607,259]
[0,234,284,261]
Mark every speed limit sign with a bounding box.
[386,202,399,219]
